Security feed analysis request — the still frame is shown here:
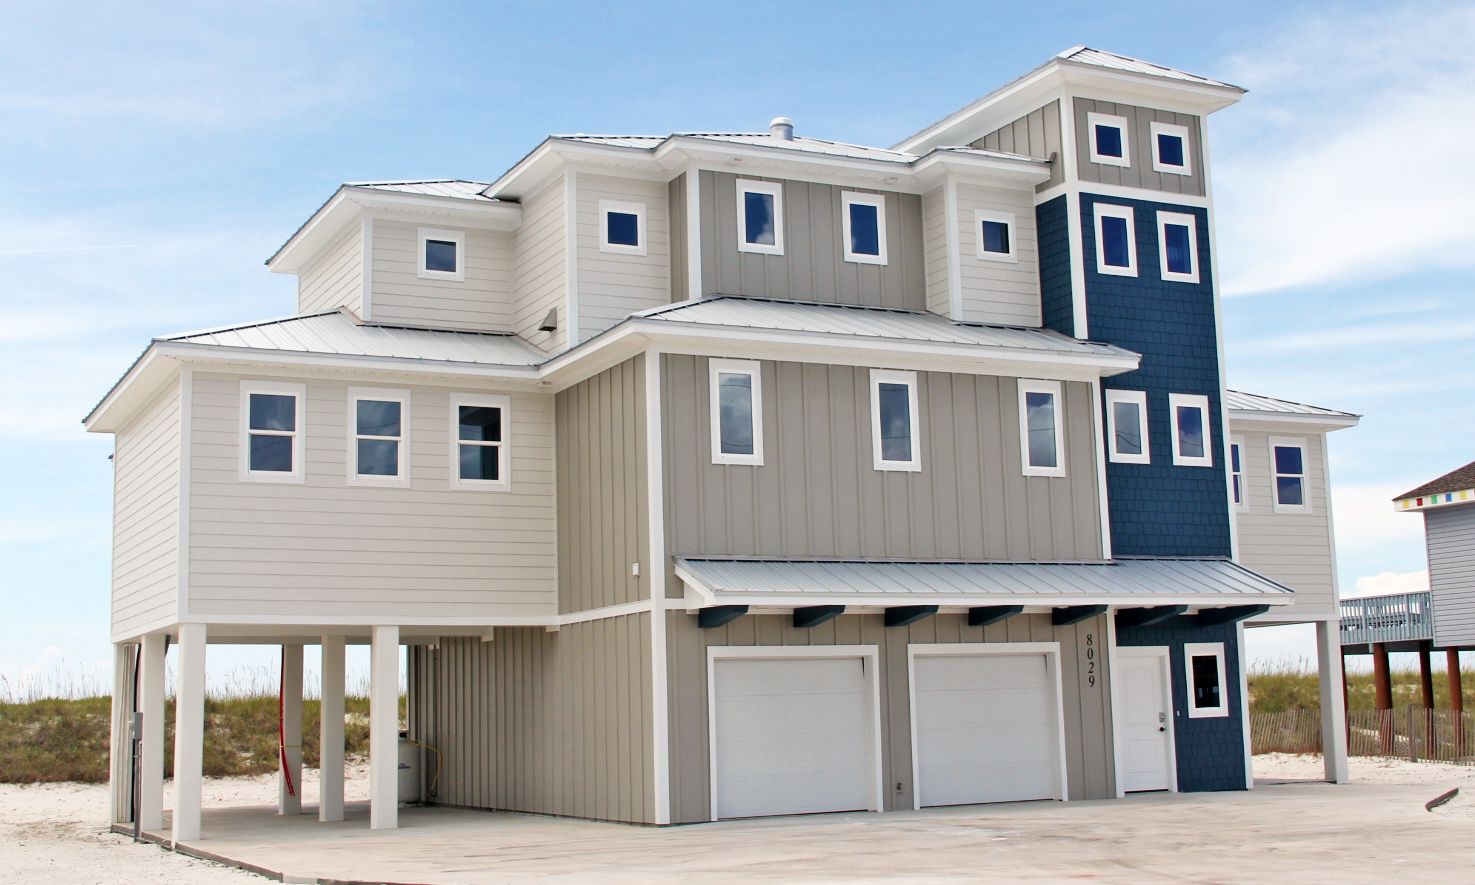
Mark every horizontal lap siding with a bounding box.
[1427,505,1475,647]
[576,174,670,341]
[972,100,1064,192]
[921,186,949,315]
[1073,98,1205,197]
[513,179,567,353]
[298,224,363,315]
[1233,430,1335,619]
[955,182,1041,326]
[186,372,556,620]
[370,220,514,331]
[112,380,181,639]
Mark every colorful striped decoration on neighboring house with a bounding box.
[1397,488,1475,512]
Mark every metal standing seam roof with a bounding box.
[1224,389,1358,419]
[675,557,1294,600]
[1056,46,1241,90]
[344,180,498,201]
[552,133,1042,166]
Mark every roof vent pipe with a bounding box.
[769,116,794,140]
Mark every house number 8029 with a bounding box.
[1085,633,1096,687]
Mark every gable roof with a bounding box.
[344,179,497,201]
[1225,389,1359,421]
[1055,46,1239,90]
[1397,459,1475,503]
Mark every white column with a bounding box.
[108,644,132,825]
[370,625,400,830]
[171,624,207,844]
[319,635,346,823]
[139,634,167,831]
[278,643,304,816]
[1318,620,1350,783]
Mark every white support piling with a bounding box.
[370,625,400,830]
[108,644,132,825]
[320,635,346,823]
[171,624,207,844]
[278,643,304,816]
[1318,619,1350,783]
[139,633,167,832]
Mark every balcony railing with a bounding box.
[1339,591,1435,646]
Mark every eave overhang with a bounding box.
[1226,409,1360,431]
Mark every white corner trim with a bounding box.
[708,358,763,466]
[685,165,702,300]
[1064,193,1089,339]
[1184,641,1230,718]
[1168,393,1213,468]
[645,348,671,825]
[1105,615,1125,797]
[1156,211,1200,284]
[973,208,1018,262]
[1104,388,1150,465]
[1018,378,1066,478]
[564,172,580,345]
[416,227,465,282]
[238,379,306,484]
[1087,112,1131,167]
[1090,379,1113,559]
[346,386,411,487]
[1237,622,1254,789]
[1092,203,1137,277]
[735,178,784,255]
[177,367,193,619]
[448,392,511,492]
[840,191,888,265]
[1149,121,1193,176]
[597,198,648,256]
[1269,435,1311,514]
[870,368,922,472]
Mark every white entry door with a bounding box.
[1118,648,1175,792]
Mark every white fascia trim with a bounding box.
[156,341,542,381]
[1227,410,1360,430]
[1184,641,1230,719]
[1168,393,1214,468]
[597,198,648,256]
[1018,378,1066,478]
[870,368,922,472]
[709,358,763,466]
[840,191,888,265]
[448,392,511,492]
[1087,112,1131,167]
[238,379,306,484]
[735,178,784,255]
[1156,211,1200,284]
[1035,181,1210,209]
[1105,388,1150,465]
[1149,121,1192,176]
[697,594,1292,609]
[347,386,411,487]
[1269,436,1311,514]
[416,227,466,282]
[973,209,1018,262]
[1093,203,1138,277]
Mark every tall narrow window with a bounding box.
[841,192,887,264]
[1105,389,1149,464]
[599,199,647,255]
[418,228,465,281]
[1088,112,1130,167]
[1157,211,1199,283]
[710,359,763,465]
[240,381,305,483]
[451,394,510,491]
[870,369,920,472]
[1271,438,1308,511]
[1169,393,1212,467]
[1094,205,1137,276]
[349,388,409,485]
[975,210,1017,262]
[1230,439,1247,509]
[1150,121,1192,175]
[1185,642,1229,718]
[1019,379,1066,477]
[737,179,784,255]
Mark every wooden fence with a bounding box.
[1251,707,1475,764]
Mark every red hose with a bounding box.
[279,647,296,798]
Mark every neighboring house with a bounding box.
[88,46,1359,842]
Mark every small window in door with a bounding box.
[1184,642,1229,718]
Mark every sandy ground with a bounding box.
[1255,752,1475,818]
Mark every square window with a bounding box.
[249,434,293,472]
[1185,642,1229,718]
[1088,112,1130,167]
[1105,389,1149,464]
[737,180,784,254]
[1150,121,1193,175]
[870,369,920,471]
[974,210,1017,262]
[240,382,305,483]
[599,199,647,255]
[1095,125,1122,158]
[1157,133,1184,167]
[349,389,409,485]
[1169,393,1213,468]
[841,192,887,264]
[710,359,763,465]
[451,395,510,490]
[1157,211,1199,283]
[1272,439,1308,511]
[1094,205,1137,276]
[1018,379,1065,477]
[424,239,457,273]
[418,228,465,281]
[357,439,399,476]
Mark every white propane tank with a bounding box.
[397,737,421,803]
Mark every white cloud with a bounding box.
[1350,569,1429,599]
[1330,481,1425,557]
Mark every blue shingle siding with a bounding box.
[1078,193,1230,557]
[1036,196,1074,335]
[1118,617,1247,792]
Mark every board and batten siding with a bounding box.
[1426,504,1475,647]
[697,171,926,310]
[1233,430,1336,620]
[1073,98,1205,197]
[512,179,568,353]
[111,379,181,640]
[407,616,654,823]
[971,100,1064,192]
[955,182,1041,326]
[662,355,1103,566]
[665,611,1115,822]
[576,174,671,341]
[297,223,363,316]
[185,372,556,621]
[556,356,649,614]
[369,220,515,331]
[921,186,949,316]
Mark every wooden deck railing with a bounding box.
[1339,591,1435,646]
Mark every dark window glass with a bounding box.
[607,211,640,247]
[356,400,400,438]
[981,219,1011,255]
[1233,475,1244,505]
[1176,406,1205,458]
[1164,223,1193,275]
[1100,215,1131,268]
[848,202,880,256]
[717,372,754,455]
[458,406,501,442]
[1112,401,1142,456]
[1157,132,1185,167]
[459,445,499,481]
[357,439,399,476]
[1026,391,1058,468]
[1231,444,1243,504]
[1231,443,1242,473]
[249,394,295,432]
[1277,476,1304,507]
[1094,123,1123,158]
[1191,654,1222,709]
[1274,445,1303,476]
[424,238,458,273]
[878,382,912,463]
[249,434,292,472]
[743,191,776,246]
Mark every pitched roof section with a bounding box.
[1055,46,1240,90]
[1225,389,1359,419]
[344,179,497,201]
[1396,459,1475,504]
[551,132,1040,165]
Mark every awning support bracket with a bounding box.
[968,605,1024,628]
[1052,605,1109,626]
[697,605,749,629]
[1193,604,1271,626]
[1115,605,1188,629]
[793,605,846,629]
[884,605,939,628]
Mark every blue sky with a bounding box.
[3,0,1472,693]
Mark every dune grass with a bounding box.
[1248,657,1475,714]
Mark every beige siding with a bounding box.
[186,371,556,621]
[663,355,1103,564]
[513,179,568,353]
[955,182,1041,326]
[1073,98,1206,197]
[369,220,514,331]
[407,616,654,823]
[1426,505,1475,647]
[1234,429,1336,619]
[556,356,649,614]
[298,224,364,316]
[576,174,671,341]
[112,379,182,640]
[972,100,1064,192]
[665,611,1115,823]
[921,186,949,316]
[669,173,688,302]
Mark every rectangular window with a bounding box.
[1168,393,1213,467]
[240,381,305,483]
[1087,112,1130,167]
[1094,204,1137,276]
[598,199,647,255]
[974,209,1017,262]
[709,359,763,465]
[417,228,465,281]
[348,388,409,485]
[1105,389,1149,465]
[1271,438,1308,512]
[1230,438,1247,509]
[737,179,784,255]
[840,191,886,264]
[1157,211,1199,283]
[1150,121,1192,175]
[1185,642,1229,718]
[1018,379,1066,477]
[870,369,920,472]
[450,394,510,491]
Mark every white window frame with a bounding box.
[1230,436,1248,511]
[1184,642,1229,719]
[840,191,887,265]
[870,368,921,472]
[449,393,511,492]
[347,387,410,487]
[598,199,647,256]
[1149,121,1192,175]
[1104,388,1150,465]
[1270,437,1310,514]
[973,209,1018,262]
[1087,112,1130,167]
[1093,204,1137,277]
[1018,379,1066,478]
[1156,211,1200,284]
[239,380,306,484]
[736,179,784,255]
[417,227,465,281]
[1168,393,1213,468]
[709,359,763,466]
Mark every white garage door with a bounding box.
[912,652,1062,807]
[712,656,874,819]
